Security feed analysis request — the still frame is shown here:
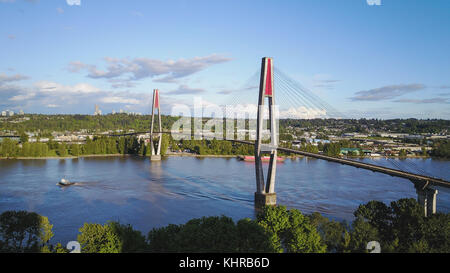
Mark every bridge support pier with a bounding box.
[150,155,161,161]
[415,185,438,217]
[255,192,277,208]
[413,181,438,217]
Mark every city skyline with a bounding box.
[1,0,449,119]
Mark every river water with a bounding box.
[0,156,449,244]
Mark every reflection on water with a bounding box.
[0,156,449,244]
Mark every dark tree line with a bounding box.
[1,198,448,253]
[0,136,169,158]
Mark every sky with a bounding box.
[0,0,449,119]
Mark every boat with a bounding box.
[238,155,285,162]
[57,178,75,186]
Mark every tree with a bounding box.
[308,212,350,253]
[160,134,170,156]
[390,198,425,252]
[108,222,147,253]
[256,205,326,253]
[345,198,449,253]
[0,211,54,253]
[19,132,29,143]
[77,222,122,253]
[148,216,238,252]
[236,218,276,252]
[69,144,81,156]
[421,147,428,157]
[147,216,275,253]
[77,221,146,253]
[0,139,19,158]
[353,200,393,243]
[347,217,380,252]
[57,143,68,157]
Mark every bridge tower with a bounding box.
[150,89,162,161]
[413,181,438,217]
[254,57,278,209]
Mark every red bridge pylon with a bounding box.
[150,89,162,161]
[254,57,278,208]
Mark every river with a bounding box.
[0,156,449,244]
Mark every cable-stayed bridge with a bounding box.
[107,57,449,216]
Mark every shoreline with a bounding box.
[0,154,129,160]
[0,153,443,160]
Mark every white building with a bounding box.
[94,105,102,116]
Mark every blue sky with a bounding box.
[1,0,449,118]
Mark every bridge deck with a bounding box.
[232,140,450,189]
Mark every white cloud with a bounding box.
[34,81,100,94]
[166,85,205,95]
[68,54,232,87]
[9,92,36,101]
[101,96,140,105]
[66,0,80,6]
[280,106,327,119]
[0,73,28,85]
[350,84,425,101]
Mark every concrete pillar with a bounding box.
[150,154,161,161]
[414,182,438,217]
[255,192,277,209]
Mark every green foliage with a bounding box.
[256,205,326,253]
[347,198,450,253]
[0,113,179,133]
[323,143,341,156]
[147,215,275,253]
[1,197,448,253]
[77,221,147,253]
[77,222,122,253]
[0,135,147,158]
[19,132,29,143]
[108,222,147,252]
[399,149,407,157]
[431,140,450,158]
[177,138,253,156]
[57,143,68,157]
[0,138,19,158]
[0,210,54,253]
[160,134,170,156]
[308,212,350,252]
[347,217,380,252]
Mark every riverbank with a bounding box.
[0,153,443,160]
[0,154,129,160]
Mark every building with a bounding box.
[340,148,361,156]
[94,105,102,116]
